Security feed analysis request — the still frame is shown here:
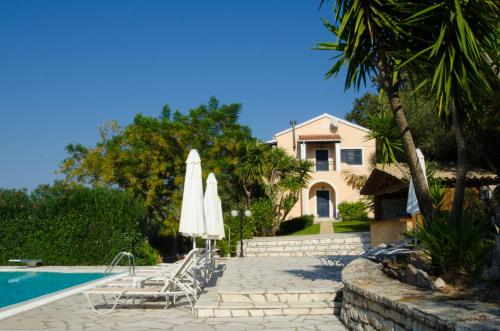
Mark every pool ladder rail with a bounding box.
[105,252,135,275]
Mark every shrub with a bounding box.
[251,198,274,236]
[428,181,449,211]
[0,183,159,266]
[338,201,368,221]
[0,188,31,219]
[277,215,314,236]
[463,188,487,222]
[418,213,494,277]
[216,211,255,257]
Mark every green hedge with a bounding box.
[0,184,159,266]
[338,201,368,221]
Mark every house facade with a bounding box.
[269,113,376,221]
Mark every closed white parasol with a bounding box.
[204,173,224,240]
[178,149,206,293]
[203,173,225,277]
[179,149,207,240]
[406,148,427,245]
[406,148,428,215]
[215,196,225,240]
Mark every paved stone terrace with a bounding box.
[0,294,346,330]
[0,260,347,330]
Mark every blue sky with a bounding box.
[0,1,370,190]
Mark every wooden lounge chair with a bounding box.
[84,248,201,314]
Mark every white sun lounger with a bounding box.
[106,249,208,286]
[84,248,201,314]
[8,259,43,267]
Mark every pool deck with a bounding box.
[0,260,347,330]
[0,266,130,273]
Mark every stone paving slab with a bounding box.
[319,222,334,234]
[218,257,343,295]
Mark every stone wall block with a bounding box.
[343,291,353,304]
[388,309,405,326]
[379,320,394,331]
[278,293,299,302]
[358,309,369,324]
[264,294,279,302]
[248,309,264,317]
[363,324,376,331]
[231,309,250,317]
[367,311,381,330]
[367,300,384,315]
[404,316,412,330]
[248,294,266,303]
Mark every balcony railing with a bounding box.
[313,160,336,172]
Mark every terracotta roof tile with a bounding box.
[298,134,341,141]
[374,163,499,182]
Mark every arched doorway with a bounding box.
[307,182,337,219]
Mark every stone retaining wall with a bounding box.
[341,258,500,331]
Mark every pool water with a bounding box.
[0,271,108,308]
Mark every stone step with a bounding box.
[239,234,370,257]
[195,300,342,318]
[242,244,366,257]
[243,244,366,252]
[244,251,362,257]
[244,238,369,247]
[219,289,341,303]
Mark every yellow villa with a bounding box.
[268,113,376,222]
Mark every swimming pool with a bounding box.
[0,271,109,309]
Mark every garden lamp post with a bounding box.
[231,208,251,257]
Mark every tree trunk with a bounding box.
[450,97,467,222]
[377,59,433,219]
[243,187,251,209]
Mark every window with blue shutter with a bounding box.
[340,149,362,165]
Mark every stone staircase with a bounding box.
[196,288,342,318]
[194,256,345,318]
[238,233,370,257]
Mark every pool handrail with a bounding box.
[105,252,135,275]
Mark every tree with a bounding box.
[399,0,499,221]
[235,141,268,208]
[467,87,500,176]
[345,92,383,127]
[60,98,254,237]
[317,0,434,218]
[364,110,405,165]
[346,90,455,165]
[261,148,313,235]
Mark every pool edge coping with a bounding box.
[0,271,126,320]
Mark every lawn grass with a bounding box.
[288,223,320,236]
[333,219,370,233]
[280,219,370,236]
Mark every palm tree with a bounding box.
[235,141,268,207]
[399,0,499,221]
[317,0,434,217]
